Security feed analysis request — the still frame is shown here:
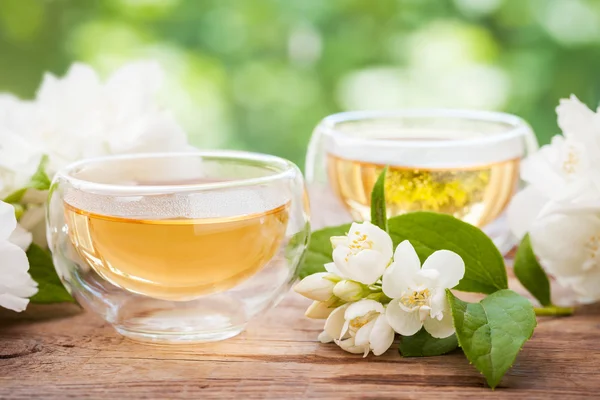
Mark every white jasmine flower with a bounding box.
[329,221,393,285]
[294,272,338,301]
[508,95,600,239]
[0,201,37,312]
[28,61,191,174]
[0,61,193,247]
[529,205,600,304]
[322,300,395,356]
[383,241,464,339]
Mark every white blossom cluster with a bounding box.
[294,221,465,356]
[508,95,600,304]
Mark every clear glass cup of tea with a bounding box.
[47,151,310,343]
[306,109,538,254]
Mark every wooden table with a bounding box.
[1,270,600,400]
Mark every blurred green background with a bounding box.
[1,0,599,168]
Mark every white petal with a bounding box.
[428,289,446,319]
[530,212,600,278]
[0,241,37,312]
[344,299,384,321]
[423,314,455,339]
[0,241,30,275]
[569,271,600,303]
[412,269,440,289]
[9,224,32,251]
[418,305,431,322]
[369,314,395,356]
[0,281,37,298]
[421,250,465,289]
[324,304,350,339]
[318,331,333,343]
[20,206,47,249]
[385,299,423,336]
[330,236,347,249]
[520,138,569,199]
[557,95,598,143]
[293,272,335,301]
[507,186,548,240]
[0,293,30,312]
[0,201,17,240]
[324,262,344,277]
[337,337,369,355]
[382,240,421,298]
[346,249,388,284]
[332,246,352,275]
[540,199,600,218]
[393,240,421,268]
[354,319,376,346]
[359,221,394,259]
[305,300,335,319]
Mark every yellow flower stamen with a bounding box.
[400,288,431,308]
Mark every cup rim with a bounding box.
[55,150,298,195]
[320,108,532,148]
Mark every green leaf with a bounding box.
[370,166,388,232]
[387,212,507,294]
[399,328,459,357]
[27,243,74,304]
[513,234,551,307]
[3,155,51,203]
[298,224,350,279]
[28,154,51,190]
[3,188,27,204]
[447,289,536,389]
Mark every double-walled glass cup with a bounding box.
[47,151,310,343]
[306,110,538,254]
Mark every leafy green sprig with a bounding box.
[299,168,540,389]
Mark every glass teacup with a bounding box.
[47,151,310,343]
[306,109,537,254]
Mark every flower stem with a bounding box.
[534,306,574,316]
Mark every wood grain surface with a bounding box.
[1,270,599,399]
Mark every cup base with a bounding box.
[106,293,249,344]
[115,324,245,344]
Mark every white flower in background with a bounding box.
[383,241,464,338]
[0,95,43,199]
[508,95,600,239]
[529,205,600,304]
[328,221,393,285]
[0,201,37,312]
[294,272,338,301]
[0,61,193,248]
[28,61,191,174]
[321,300,395,356]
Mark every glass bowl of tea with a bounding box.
[306,109,537,254]
[47,151,310,343]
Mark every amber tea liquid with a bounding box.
[64,198,289,301]
[326,154,519,227]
